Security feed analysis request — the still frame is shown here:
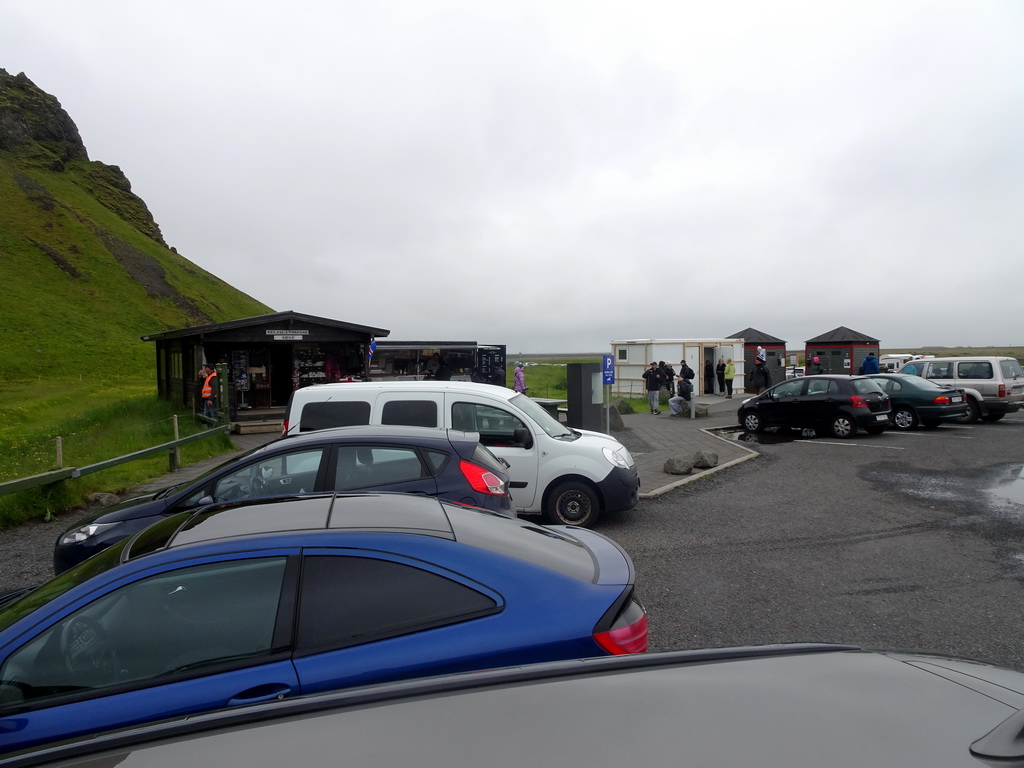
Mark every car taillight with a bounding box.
[999,384,1007,397]
[933,395,950,404]
[459,460,507,496]
[593,600,649,655]
[850,395,868,408]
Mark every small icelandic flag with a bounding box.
[369,337,377,358]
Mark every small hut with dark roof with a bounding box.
[804,326,880,375]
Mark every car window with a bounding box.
[334,446,428,490]
[381,400,438,428]
[901,363,921,376]
[770,380,804,398]
[957,361,992,379]
[851,379,885,394]
[423,448,449,474]
[872,379,895,393]
[295,556,499,652]
[300,401,371,431]
[195,449,325,504]
[1001,359,1024,378]
[0,558,288,710]
[805,379,838,395]
[452,402,526,446]
[927,362,953,379]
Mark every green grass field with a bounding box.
[0,378,234,527]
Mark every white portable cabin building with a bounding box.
[610,338,747,398]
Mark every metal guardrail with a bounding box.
[0,425,230,498]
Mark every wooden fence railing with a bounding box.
[0,420,230,498]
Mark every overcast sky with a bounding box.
[3,1,1023,353]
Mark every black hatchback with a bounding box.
[53,426,511,573]
[738,375,891,438]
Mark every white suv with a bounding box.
[897,356,1024,423]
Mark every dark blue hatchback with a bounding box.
[1,493,648,755]
[53,425,511,573]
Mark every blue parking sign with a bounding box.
[602,354,615,385]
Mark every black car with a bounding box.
[866,373,969,430]
[14,644,1024,768]
[738,375,891,438]
[53,426,511,573]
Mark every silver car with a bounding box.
[898,356,1024,423]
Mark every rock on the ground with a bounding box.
[693,451,719,469]
[664,456,694,475]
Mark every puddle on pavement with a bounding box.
[714,428,814,445]
[988,465,1024,508]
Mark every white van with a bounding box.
[282,381,640,527]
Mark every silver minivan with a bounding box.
[897,356,1024,423]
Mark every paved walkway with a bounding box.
[620,394,758,498]
[129,395,758,499]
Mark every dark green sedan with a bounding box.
[866,374,968,430]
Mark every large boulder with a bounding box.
[692,450,719,469]
[663,456,694,475]
[607,406,625,432]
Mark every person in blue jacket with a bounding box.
[861,352,880,375]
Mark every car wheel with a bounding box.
[545,481,600,527]
[981,413,1005,422]
[955,398,980,424]
[830,415,857,439]
[741,410,763,432]
[892,407,918,431]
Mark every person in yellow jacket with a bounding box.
[724,359,735,399]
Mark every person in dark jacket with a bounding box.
[642,362,663,414]
[704,360,714,395]
[716,358,726,394]
[749,360,771,394]
[807,356,825,375]
[861,353,880,375]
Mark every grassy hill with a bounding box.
[0,68,272,385]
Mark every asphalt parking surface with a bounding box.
[600,414,1024,670]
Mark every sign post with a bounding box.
[602,355,615,434]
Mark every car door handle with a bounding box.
[228,683,293,707]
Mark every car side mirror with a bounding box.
[513,427,534,449]
[196,495,214,507]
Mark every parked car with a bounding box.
[896,356,1024,423]
[53,425,512,574]
[865,374,968,430]
[282,380,640,527]
[737,375,891,438]
[15,644,1024,768]
[0,493,648,754]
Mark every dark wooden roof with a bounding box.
[140,311,389,342]
[727,327,787,345]
[804,326,879,345]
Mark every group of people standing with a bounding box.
[643,357,737,416]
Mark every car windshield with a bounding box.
[509,394,573,438]
[1001,359,1024,378]
[0,539,130,632]
[851,379,885,394]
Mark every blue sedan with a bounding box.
[0,493,647,754]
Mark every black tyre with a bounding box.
[545,481,600,527]
[891,407,918,431]
[955,398,981,424]
[741,410,764,432]
[981,412,1005,422]
[830,414,857,439]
